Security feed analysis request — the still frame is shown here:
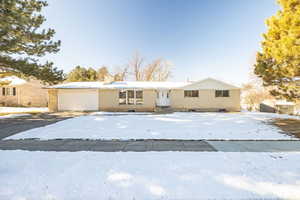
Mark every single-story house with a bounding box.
[0,76,48,107]
[47,78,241,112]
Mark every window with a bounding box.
[127,90,135,105]
[136,90,143,105]
[1,87,16,96]
[184,90,199,97]
[6,88,10,96]
[215,90,229,97]
[119,90,143,105]
[119,90,127,105]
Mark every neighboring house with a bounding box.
[260,99,297,115]
[259,77,300,115]
[0,76,48,107]
[47,78,241,112]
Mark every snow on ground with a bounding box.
[0,151,300,200]
[7,112,300,140]
[0,107,48,114]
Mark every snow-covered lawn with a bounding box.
[7,112,299,140]
[0,150,299,200]
[7,112,297,140]
[0,107,48,114]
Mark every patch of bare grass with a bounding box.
[272,118,300,138]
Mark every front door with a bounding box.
[156,90,170,106]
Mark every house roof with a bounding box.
[275,100,295,106]
[0,76,27,86]
[48,81,189,89]
[182,78,240,90]
[48,78,240,90]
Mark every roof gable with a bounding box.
[182,78,240,90]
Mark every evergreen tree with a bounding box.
[67,66,98,82]
[0,0,64,84]
[87,67,97,81]
[255,0,300,101]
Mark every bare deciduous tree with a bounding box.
[129,53,144,81]
[127,53,172,81]
[97,66,110,81]
[242,83,272,111]
[113,65,129,81]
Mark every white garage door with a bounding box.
[58,89,99,111]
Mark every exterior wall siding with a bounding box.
[48,89,58,112]
[50,88,241,112]
[18,84,48,107]
[170,89,240,112]
[276,105,295,115]
[0,81,47,107]
[99,89,156,112]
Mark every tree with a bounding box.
[86,67,97,81]
[66,52,173,82]
[66,66,96,82]
[127,53,172,81]
[97,66,110,81]
[242,82,274,111]
[254,0,300,101]
[0,0,64,84]
[143,59,172,81]
[129,52,144,81]
[67,65,128,82]
[113,65,129,81]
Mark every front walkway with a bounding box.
[1,139,300,152]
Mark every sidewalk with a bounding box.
[1,139,300,152]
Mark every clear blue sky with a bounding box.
[42,0,279,85]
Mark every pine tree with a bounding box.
[0,0,64,84]
[255,0,300,101]
[87,68,97,81]
[67,66,98,82]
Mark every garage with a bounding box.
[58,89,99,111]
